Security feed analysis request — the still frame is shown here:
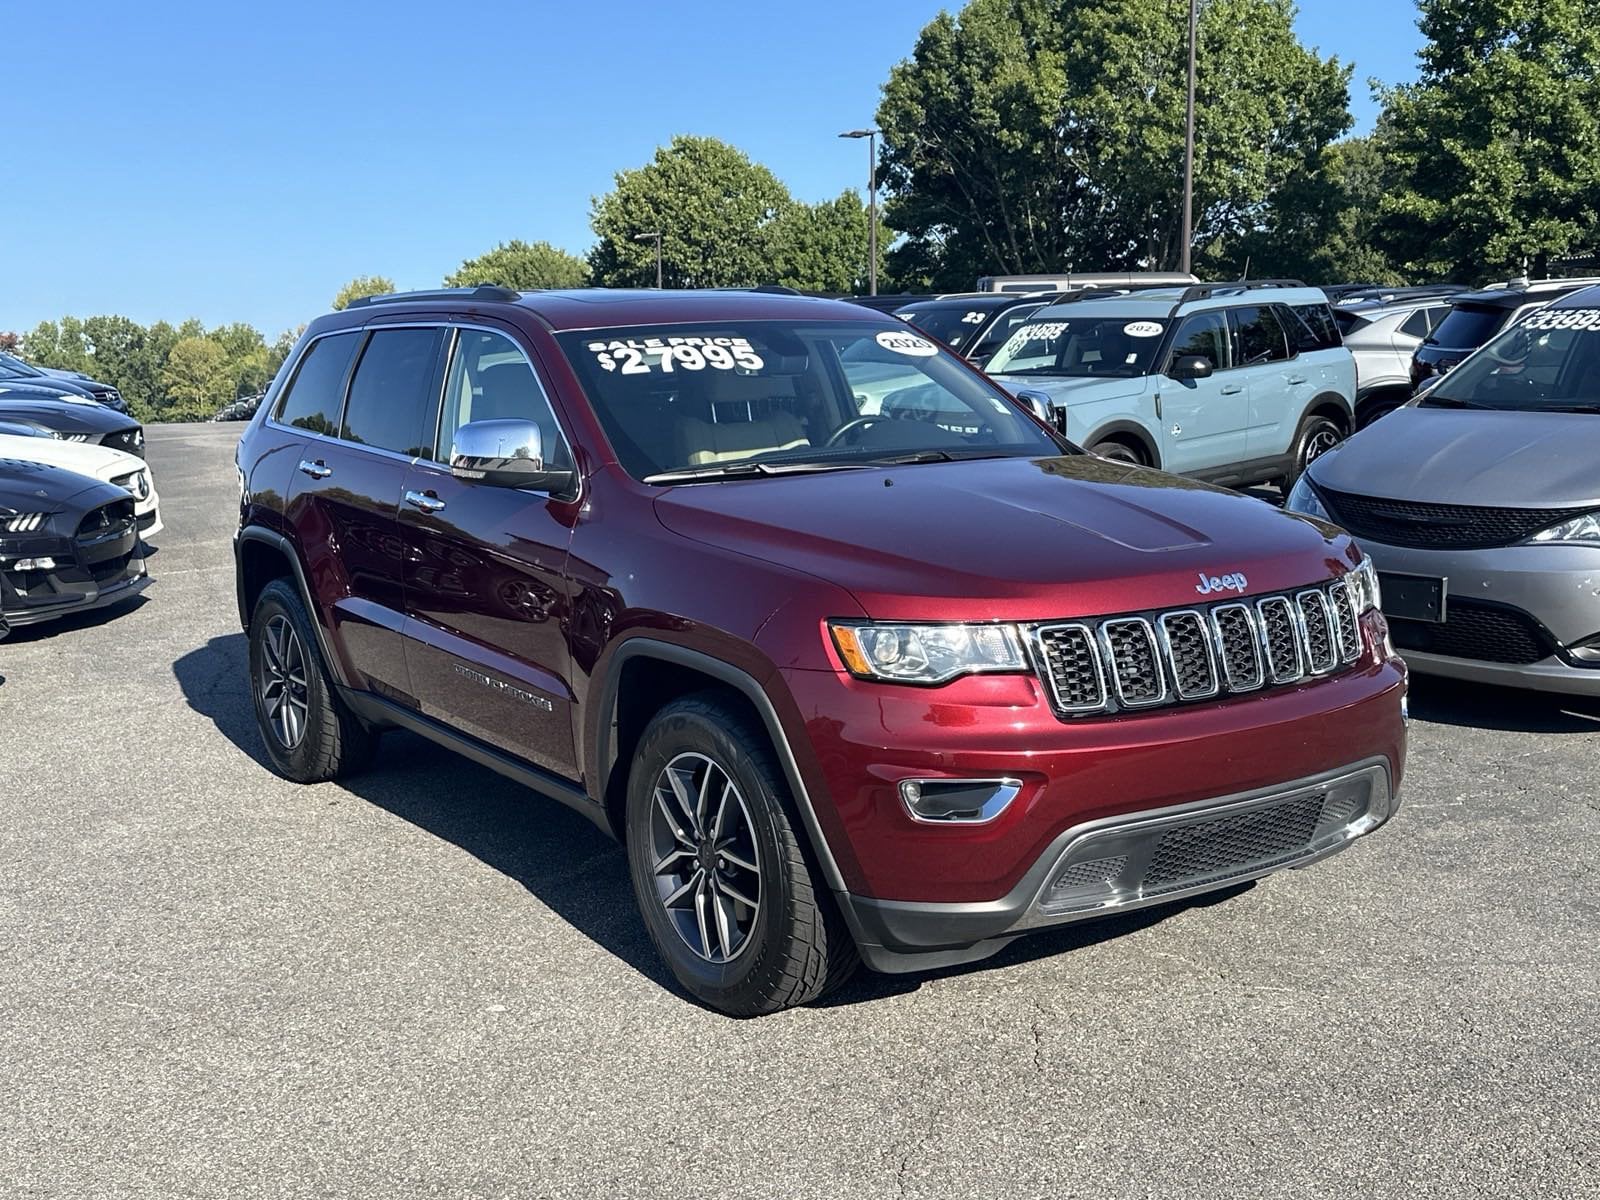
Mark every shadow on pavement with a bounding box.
[0,594,148,644]
[173,633,1231,1012]
[1406,674,1600,734]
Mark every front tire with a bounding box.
[248,578,376,783]
[625,694,858,1015]
[1090,438,1147,467]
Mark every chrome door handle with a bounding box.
[297,459,332,479]
[1220,384,1244,395]
[404,489,445,513]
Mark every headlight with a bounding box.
[1345,555,1381,613]
[829,621,1027,684]
[60,433,90,443]
[1524,511,1600,545]
[2,512,52,534]
[1285,474,1331,521]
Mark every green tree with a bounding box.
[769,190,880,293]
[589,136,791,287]
[446,239,589,289]
[876,0,1352,289]
[159,336,233,419]
[331,275,395,310]
[1376,0,1600,281]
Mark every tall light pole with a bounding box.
[839,129,879,295]
[634,230,663,288]
[1180,0,1198,276]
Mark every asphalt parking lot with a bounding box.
[3,423,1597,1198]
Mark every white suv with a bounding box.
[986,282,1356,487]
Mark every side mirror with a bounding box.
[1015,389,1067,435]
[450,419,575,494]
[1168,355,1214,381]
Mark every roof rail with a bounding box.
[1174,279,1308,305]
[344,285,521,309]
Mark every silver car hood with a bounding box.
[1311,407,1600,507]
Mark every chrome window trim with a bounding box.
[1255,595,1307,683]
[1296,588,1339,674]
[1156,609,1220,700]
[1028,622,1109,714]
[1098,617,1169,709]
[1209,602,1266,692]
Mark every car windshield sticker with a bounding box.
[876,330,939,357]
[961,311,986,324]
[587,336,765,375]
[996,322,1068,356]
[1124,321,1163,338]
[1519,308,1600,331]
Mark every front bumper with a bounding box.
[0,528,151,628]
[841,759,1395,972]
[1362,539,1600,694]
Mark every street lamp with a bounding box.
[1180,0,1198,276]
[634,230,663,289]
[839,129,879,296]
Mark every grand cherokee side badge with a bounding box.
[1196,571,1248,595]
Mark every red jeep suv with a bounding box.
[234,286,1407,1015]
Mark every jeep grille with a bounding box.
[1031,577,1364,718]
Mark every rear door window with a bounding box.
[1289,303,1341,351]
[275,332,361,435]
[340,327,445,456]
[1231,306,1290,365]
[1168,311,1231,370]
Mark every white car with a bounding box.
[0,426,162,536]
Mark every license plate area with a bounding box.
[1380,572,1447,623]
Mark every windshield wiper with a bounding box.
[1546,404,1600,414]
[1421,394,1490,409]
[642,460,871,485]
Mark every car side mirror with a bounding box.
[450,418,575,494]
[1168,355,1214,381]
[1015,389,1067,435]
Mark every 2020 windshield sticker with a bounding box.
[876,330,938,357]
[587,336,765,374]
[1519,308,1600,332]
[1124,321,1163,338]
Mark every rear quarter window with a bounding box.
[1428,304,1506,349]
[275,332,361,436]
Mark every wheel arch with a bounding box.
[235,525,350,689]
[591,639,849,894]
[1303,391,1354,434]
[1082,420,1161,468]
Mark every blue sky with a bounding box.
[2,1,1423,336]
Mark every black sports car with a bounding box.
[0,387,145,458]
[0,351,128,412]
[0,457,151,631]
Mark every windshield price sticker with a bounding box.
[876,330,939,356]
[1124,321,1163,338]
[1520,308,1600,332]
[588,335,765,374]
[961,310,986,324]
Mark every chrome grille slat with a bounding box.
[1033,576,1366,718]
[1210,602,1265,691]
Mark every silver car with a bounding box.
[1287,287,1600,695]
[1334,295,1455,428]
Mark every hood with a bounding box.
[0,458,123,512]
[990,373,1147,406]
[1309,407,1600,507]
[0,379,99,405]
[0,396,138,436]
[0,433,134,481]
[653,455,1355,621]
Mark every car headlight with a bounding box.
[1344,555,1381,613]
[1285,473,1331,521]
[1,512,52,534]
[1524,511,1600,545]
[829,621,1027,684]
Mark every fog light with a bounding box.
[13,556,56,571]
[1566,634,1600,666]
[899,778,1022,824]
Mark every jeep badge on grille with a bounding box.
[1195,571,1248,595]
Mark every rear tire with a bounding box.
[1285,413,1344,488]
[247,578,376,783]
[625,694,858,1016]
[1090,438,1148,467]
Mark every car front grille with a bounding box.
[1318,488,1592,550]
[1141,791,1327,891]
[1389,599,1555,665]
[1031,578,1363,717]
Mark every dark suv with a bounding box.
[235,286,1407,1015]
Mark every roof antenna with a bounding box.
[1240,257,1251,282]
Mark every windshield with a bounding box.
[1426,308,1600,412]
[1426,304,1506,350]
[984,315,1168,377]
[555,320,1061,482]
[893,301,1003,351]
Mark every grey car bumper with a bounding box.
[1360,539,1600,693]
